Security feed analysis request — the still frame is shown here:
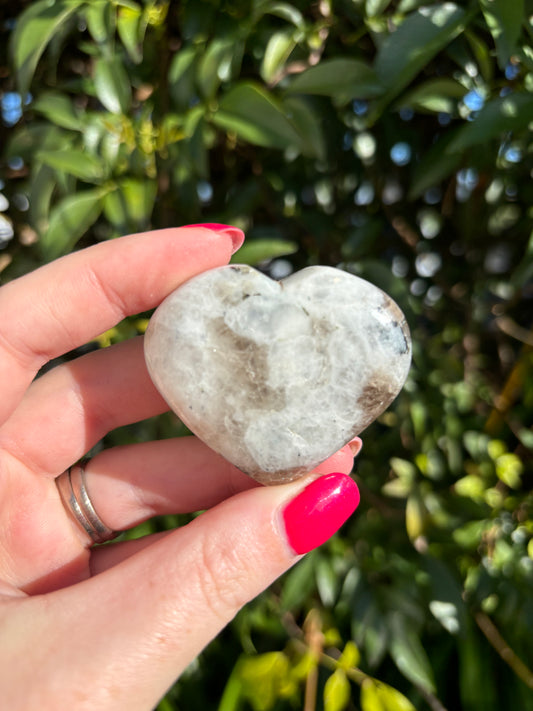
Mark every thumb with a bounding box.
[42,473,360,710]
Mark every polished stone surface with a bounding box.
[144,265,411,484]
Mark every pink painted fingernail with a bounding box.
[282,474,360,555]
[187,223,245,254]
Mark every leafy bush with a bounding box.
[1,1,532,709]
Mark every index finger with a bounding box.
[0,226,243,427]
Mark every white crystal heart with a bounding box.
[144,264,411,484]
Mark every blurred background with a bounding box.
[1,1,532,709]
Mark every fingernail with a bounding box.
[282,474,360,555]
[348,437,363,457]
[187,223,245,254]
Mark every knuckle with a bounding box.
[194,529,253,622]
[83,264,128,322]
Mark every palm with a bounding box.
[0,228,235,595]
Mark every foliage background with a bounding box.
[1,1,533,709]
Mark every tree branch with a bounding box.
[475,611,533,690]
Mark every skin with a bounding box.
[0,226,361,710]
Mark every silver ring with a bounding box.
[56,459,119,544]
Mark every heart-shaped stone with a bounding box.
[144,265,411,485]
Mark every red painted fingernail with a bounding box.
[186,223,245,254]
[282,474,360,555]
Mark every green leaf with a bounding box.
[511,229,533,288]
[5,124,69,162]
[361,680,383,711]
[213,82,307,153]
[409,401,426,440]
[37,149,106,182]
[218,666,244,711]
[261,29,297,83]
[168,46,198,109]
[197,37,244,99]
[40,187,109,260]
[122,178,157,224]
[282,96,326,161]
[397,0,428,10]
[388,612,436,693]
[373,3,468,110]
[479,0,525,69]
[464,29,494,83]
[423,557,467,635]
[113,0,141,10]
[103,186,128,229]
[103,179,157,230]
[495,453,523,488]
[396,78,467,113]
[452,520,487,549]
[280,552,317,611]
[362,608,389,668]
[382,478,411,498]
[169,47,197,86]
[341,217,385,262]
[338,641,361,670]
[93,56,132,114]
[447,92,533,153]
[315,555,339,607]
[517,425,533,450]
[29,164,57,235]
[156,697,175,711]
[324,669,351,711]
[120,178,157,225]
[405,489,430,541]
[260,1,305,27]
[390,458,416,481]
[238,653,294,711]
[32,92,83,131]
[10,0,83,94]
[286,59,384,102]
[361,678,416,711]
[366,0,393,17]
[408,128,463,199]
[231,238,298,265]
[86,0,115,44]
[458,623,498,710]
[117,5,144,63]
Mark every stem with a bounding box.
[485,346,531,435]
[288,613,449,709]
[294,639,450,711]
[416,685,449,711]
[495,317,533,347]
[303,610,322,711]
[292,638,367,686]
[475,612,533,690]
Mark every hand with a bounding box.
[0,226,361,710]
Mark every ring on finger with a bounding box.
[56,459,120,544]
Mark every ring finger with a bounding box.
[67,437,357,537]
[13,438,356,593]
